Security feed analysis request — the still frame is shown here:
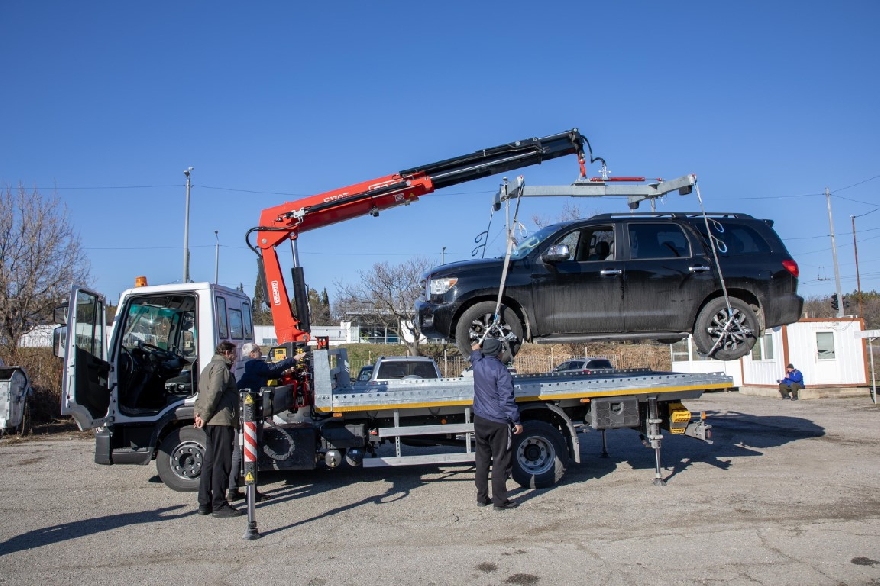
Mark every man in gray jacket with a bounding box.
[194,341,241,518]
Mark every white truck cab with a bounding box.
[56,280,255,488]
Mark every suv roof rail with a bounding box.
[588,211,756,220]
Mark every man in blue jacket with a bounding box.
[778,363,805,400]
[227,343,300,501]
[471,338,523,511]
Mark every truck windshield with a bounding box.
[120,302,196,357]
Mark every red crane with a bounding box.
[247,128,591,344]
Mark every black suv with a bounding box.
[416,212,803,361]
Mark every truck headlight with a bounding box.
[429,277,458,296]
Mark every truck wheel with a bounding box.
[511,420,569,489]
[156,427,206,492]
[693,297,759,360]
[455,301,523,362]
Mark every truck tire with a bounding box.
[511,420,568,489]
[455,301,523,362]
[156,427,206,492]
[693,297,759,361]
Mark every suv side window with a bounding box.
[628,223,690,259]
[554,226,614,261]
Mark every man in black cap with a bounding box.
[778,363,804,400]
[471,337,523,510]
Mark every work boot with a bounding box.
[212,505,243,518]
[226,488,244,501]
[197,504,212,515]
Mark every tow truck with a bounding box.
[55,128,732,493]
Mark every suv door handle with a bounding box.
[600,269,622,276]
[688,265,711,273]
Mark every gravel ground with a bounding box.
[1,392,880,586]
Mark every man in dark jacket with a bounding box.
[194,341,240,518]
[227,343,300,501]
[471,338,523,511]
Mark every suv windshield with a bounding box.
[511,223,570,259]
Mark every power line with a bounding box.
[18,173,880,200]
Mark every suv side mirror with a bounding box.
[541,244,571,263]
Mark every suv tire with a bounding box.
[693,297,759,360]
[455,301,523,362]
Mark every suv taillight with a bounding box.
[782,259,799,277]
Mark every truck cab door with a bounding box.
[60,286,111,430]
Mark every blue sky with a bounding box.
[2,1,878,308]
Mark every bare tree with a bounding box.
[803,290,880,331]
[307,287,332,325]
[0,185,91,352]
[531,202,595,229]
[335,257,433,356]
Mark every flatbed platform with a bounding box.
[315,368,733,414]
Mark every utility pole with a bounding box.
[851,215,863,319]
[442,246,446,264]
[826,187,844,318]
[183,167,194,283]
[214,230,220,285]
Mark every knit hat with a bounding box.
[481,338,503,356]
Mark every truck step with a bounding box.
[362,453,476,467]
[377,423,474,438]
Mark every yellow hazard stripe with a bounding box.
[517,382,732,401]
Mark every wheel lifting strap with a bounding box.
[694,181,744,355]
[488,178,526,341]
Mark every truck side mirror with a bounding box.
[53,326,67,359]
[541,244,571,263]
[54,302,69,325]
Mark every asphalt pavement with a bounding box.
[1,391,879,586]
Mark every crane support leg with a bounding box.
[647,397,666,486]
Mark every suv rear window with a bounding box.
[695,220,773,256]
[586,359,613,369]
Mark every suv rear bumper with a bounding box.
[763,293,804,328]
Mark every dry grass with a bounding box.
[1,346,63,425]
[512,341,672,373]
[348,341,673,377]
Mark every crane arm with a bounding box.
[248,128,589,344]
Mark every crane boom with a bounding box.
[248,128,588,344]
